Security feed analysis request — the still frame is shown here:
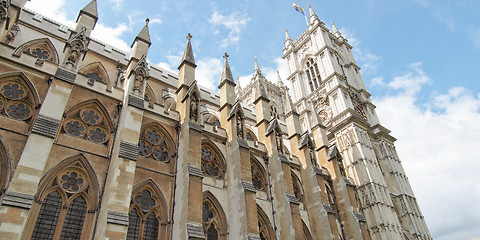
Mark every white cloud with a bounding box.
[24,0,75,28]
[340,27,381,77]
[91,23,130,52]
[110,0,123,12]
[412,0,456,31]
[148,18,162,25]
[373,63,480,240]
[209,11,250,48]
[370,76,385,86]
[195,57,223,90]
[468,28,480,50]
[237,57,289,90]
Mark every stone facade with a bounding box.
[0,1,431,240]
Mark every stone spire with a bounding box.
[178,33,196,69]
[78,0,98,23]
[284,93,298,118]
[131,18,151,48]
[254,75,269,104]
[235,76,242,94]
[219,52,234,86]
[74,0,98,35]
[284,28,294,50]
[308,4,320,26]
[276,70,285,87]
[252,57,264,80]
[331,21,342,38]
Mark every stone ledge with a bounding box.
[187,164,204,178]
[31,115,60,138]
[118,140,138,161]
[128,94,144,109]
[354,211,366,222]
[55,67,76,83]
[279,154,289,163]
[107,210,129,226]
[286,193,300,205]
[323,203,335,213]
[2,191,34,209]
[187,222,205,239]
[241,180,257,193]
[237,139,250,150]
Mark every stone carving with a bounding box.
[236,114,243,139]
[115,65,125,87]
[0,0,10,24]
[129,55,149,95]
[64,27,87,69]
[190,94,198,122]
[133,71,145,94]
[275,130,283,153]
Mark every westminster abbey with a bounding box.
[0,0,431,239]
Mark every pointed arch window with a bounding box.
[201,144,225,179]
[28,155,99,240]
[305,58,321,92]
[13,38,59,64]
[0,72,39,123]
[126,180,168,240]
[138,124,174,163]
[257,206,274,240]
[292,172,304,203]
[251,158,267,191]
[202,192,228,240]
[78,62,111,88]
[62,100,113,145]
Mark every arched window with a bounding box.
[201,143,225,179]
[61,100,113,145]
[251,158,267,191]
[78,62,110,87]
[305,58,321,92]
[0,138,9,199]
[138,123,175,163]
[302,221,313,240]
[246,128,257,142]
[126,179,168,240]
[0,72,40,123]
[13,38,59,64]
[291,172,304,203]
[27,154,99,240]
[257,206,274,240]
[203,192,228,240]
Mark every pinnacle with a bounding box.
[220,52,234,85]
[131,18,152,47]
[178,33,196,69]
[80,0,98,20]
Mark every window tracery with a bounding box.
[251,159,267,191]
[257,207,274,240]
[126,180,167,240]
[21,39,58,64]
[62,101,112,145]
[138,124,174,163]
[202,193,227,240]
[292,173,304,203]
[305,58,321,92]
[0,72,39,123]
[29,154,99,240]
[201,144,225,178]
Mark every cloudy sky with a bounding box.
[23,0,480,239]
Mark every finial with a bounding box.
[187,33,192,40]
[145,18,150,24]
[223,52,229,60]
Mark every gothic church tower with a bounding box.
[282,5,431,240]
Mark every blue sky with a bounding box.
[24,0,480,239]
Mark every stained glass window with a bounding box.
[60,196,87,239]
[62,104,111,145]
[251,160,267,191]
[201,145,224,178]
[0,78,35,122]
[138,126,171,162]
[127,184,164,240]
[143,213,159,240]
[31,191,62,240]
[126,208,141,240]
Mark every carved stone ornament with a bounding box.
[129,55,149,95]
[275,130,283,153]
[189,94,198,122]
[1,0,10,24]
[236,114,244,139]
[64,27,88,68]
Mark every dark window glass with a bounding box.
[143,213,159,240]
[31,191,62,240]
[60,196,87,239]
[206,224,219,240]
[126,208,141,240]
